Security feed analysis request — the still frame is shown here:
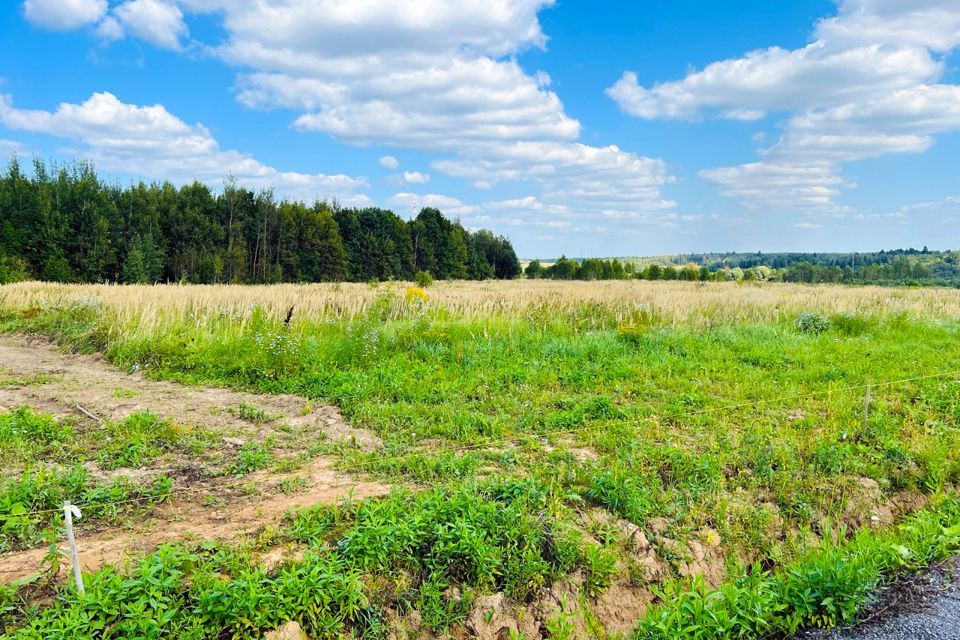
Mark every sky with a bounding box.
[2,0,960,258]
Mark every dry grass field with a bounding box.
[1,279,960,639]
[2,279,959,328]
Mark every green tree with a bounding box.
[525,259,543,279]
[123,233,164,284]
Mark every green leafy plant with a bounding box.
[228,402,272,424]
[794,312,829,335]
[99,411,182,469]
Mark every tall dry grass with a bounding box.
[1,280,958,330]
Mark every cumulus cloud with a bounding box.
[111,0,188,50]
[387,192,478,218]
[94,15,125,42]
[609,0,960,210]
[23,0,187,50]
[23,0,107,30]
[698,162,850,211]
[606,45,939,121]
[433,141,675,213]
[176,0,673,220]
[20,0,678,225]
[402,171,430,184]
[0,92,369,202]
[378,155,400,169]
[816,0,960,52]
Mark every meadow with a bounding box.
[1,280,959,639]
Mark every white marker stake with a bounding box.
[63,502,84,596]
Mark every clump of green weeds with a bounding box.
[7,478,589,638]
[228,402,272,424]
[0,407,76,466]
[0,466,171,552]
[831,313,872,336]
[99,411,183,469]
[794,312,829,335]
[634,498,960,639]
[229,441,274,476]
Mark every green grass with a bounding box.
[1,406,207,471]
[7,478,585,638]
[0,465,171,553]
[227,402,272,424]
[635,498,960,639]
[98,411,186,470]
[0,408,78,468]
[1,294,959,637]
[228,440,274,477]
[0,406,205,553]
[5,489,960,639]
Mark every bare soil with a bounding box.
[0,334,390,583]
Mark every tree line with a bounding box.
[0,158,521,284]
[637,250,960,285]
[523,251,960,286]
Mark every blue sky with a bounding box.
[2,0,960,258]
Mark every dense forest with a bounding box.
[0,158,520,284]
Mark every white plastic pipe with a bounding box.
[63,502,84,596]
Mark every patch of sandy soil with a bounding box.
[0,334,390,584]
[0,335,380,450]
[0,459,389,584]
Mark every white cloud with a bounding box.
[402,171,430,184]
[485,196,568,214]
[23,0,678,225]
[378,155,399,169]
[23,0,106,30]
[0,139,22,155]
[607,45,939,120]
[181,0,671,219]
[897,194,960,214]
[699,162,850,211]
[433,141,675,212]
[0,92,369,202]
[610,0,960,210]
[387,192,478,218]
[775,84,960,161]
[94,15,124,42]
[286,57,580,148]
[112,0,188,50]
[816,0,960,52]
[193,0,578,151]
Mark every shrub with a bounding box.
[415,270,434,287]
[831,313,871,336]
[794,312,829,335]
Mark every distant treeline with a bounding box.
[0,158,520,284]
[656,250,960,285]
[525,250,960,286]
[524,256,722,281]
[524,256,635,280]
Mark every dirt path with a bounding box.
[0,334,390,583]
[0,335,379,450]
